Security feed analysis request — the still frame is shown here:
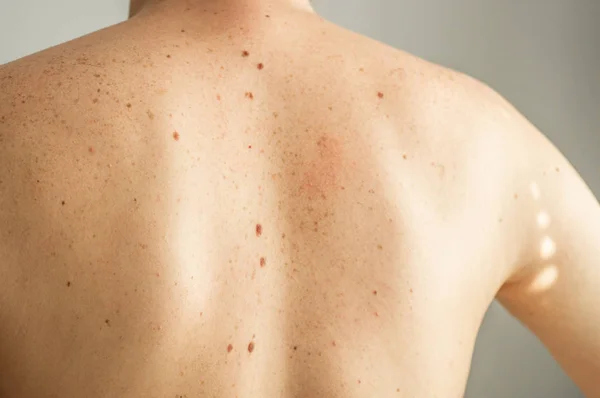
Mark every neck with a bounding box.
[129,0,313,18]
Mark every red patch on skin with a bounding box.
[227,344,233,353]
[216,94,221,101]
[299,135,344,199]
[257,63,264,70]
[88,146,94,154]
[256,224,263,237]
[173,131,180,141]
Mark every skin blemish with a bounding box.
[105,319,110,326]
[173,131,180,141]
[88,146,94,154]
[332,341,336,346]
[403,154,407,160]
[514,194,519,199]
[555,167,560,172]
[377,92,384,98]
[260,257,266,267]
[293,346,298,351]
[242,50,250,57]
[257,63,264,70]
[93,98,99,104]
[377,244,383,250]
[147,110,155,120]
[167,54,172,58]
[181,29,186,33]
[245,92,254,100]
[256,224,263,237]
[216,94,221,101]
[373,290,377,295]
[67,281,71,287]
[227,344,233,353]
[61,200,66,206]
[126,103,132,109]
[248,342,255,353]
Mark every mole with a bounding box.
[256,224,263,237]
[227,344,233,353]
[260,257,266,267]
[126,103,132,108]
[257,63,264,70]
[173,131,180,141]
[105,319,110,326]
[248,342,255,353]
[373,290,377,295]
[67,281,71,287]
[242,50,250,57]
[61,200,66,206]
[166,54,171,58]
[88,146,94,154]
[377,92,384,98]
[245,92,254,100]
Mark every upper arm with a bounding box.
[492,98,600,395]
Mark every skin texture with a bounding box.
[0,0,599,397]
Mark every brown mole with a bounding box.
[227,344,233,353]
[256,224,263,237]
[173,131,180,141]
[257,63,264,70]
[260,257,266,267]
[248,342,255,353]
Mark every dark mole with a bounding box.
[245,92,254,100]
[167,54,171,58]
[61,200,66,206]
[265,14,270,18]
[260,257,266,267]
[293,346,298,350]
[248,342,255,353]
[377,92,384,98]
[256,224,263,237]
[67,281,71,287]
[257,63,264,70]
[242,50,250,57]
[181,29,186,32]
[173,131,180,141]
[97,88,101,93]
[227,344,233,353]
[126,103,132,108]
[373,290,377,295]
[105,319,110,326]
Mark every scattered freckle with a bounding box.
[242,50,250,57]
[373,290,378,295]
[173,131,180,141]
[514,194,519,199]
[248,342,255,353]
[410,288,414,293]
[216,94,221,101]
[93,74,101,78]
[245,92,254,100]
[67,281,71,287]
[256,224,263,237]
[61,200,66,206]
[257,63,264,70]
[358,380,362,384]
[378,92,384,98]
[126,103,132,108]
[397,388,400,392]
[227,344,233,353]
[147,110,155,120]
[375,312,379,317]
[377,244,383,250]
[403,154,407,160]
[97,88,100,93]
[260,257,266,267]
[332,341,336,346]
[359,68,365,72]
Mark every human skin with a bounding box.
[0,1,598,397]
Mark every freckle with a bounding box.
[373,290,377,295]
[61,200,66,206]
[166,54,171,58]
[358,380,361,384]
[67,281,71,287]
[248,342,255,353]
[265,14,270,18]
[375,312,379,317]
[332,341,336,346]
[556,167,560,172]
[93,98,98,104]
[410,288,413,293]
[377,244,383,250]
[377,92,384,98]
[256,224,263,237]
[94,74,101,78]
[514,194,519,199]
[257,63,264,70]
[181,29,186,32]
[105,319,110,326]
[126,103,132,108]
[293,346,298,350]
[173,131,180,141]
[88,146,94,154]
[227,344,233,353]
[245,92,254,100]
[97,88,100,93]
[147,110,155,120]
[242,50,250,57]
[397,388,400,392]
[260,257,266,267]
[403,154,407,160]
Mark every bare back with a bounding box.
[1,3,589,397]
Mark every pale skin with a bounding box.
[0,0,598,396]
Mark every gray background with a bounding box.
[1,1,597,397]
